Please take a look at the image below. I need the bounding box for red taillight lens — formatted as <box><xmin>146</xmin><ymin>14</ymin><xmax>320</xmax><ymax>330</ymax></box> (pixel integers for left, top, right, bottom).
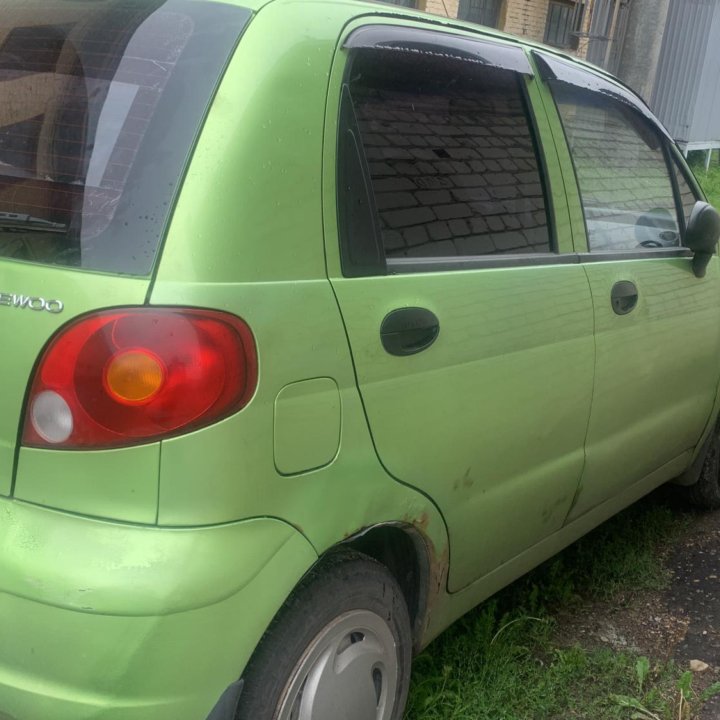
<box><xmin>23</xmin><ymin>308</ymin><xmax>258</xmax><ymax>449</ymax></box>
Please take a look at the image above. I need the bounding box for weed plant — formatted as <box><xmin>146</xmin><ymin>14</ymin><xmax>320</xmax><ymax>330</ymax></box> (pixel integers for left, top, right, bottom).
<box><xmin>406</xmin><ymin>497</ymin><xmax>694</xmax><ymax>719</ymax></box>
<box><xmin>690</xmin><ymin>150</ymin><xmax>720</xmax><ymax>208</ymax></box>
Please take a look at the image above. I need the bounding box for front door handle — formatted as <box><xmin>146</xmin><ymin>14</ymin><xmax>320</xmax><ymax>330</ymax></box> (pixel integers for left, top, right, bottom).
<box><xmin>380</xmin><ymin>307</ymin><xmax>440</xmax><ymax>356</ymax></box>
<box><xmin>611</xmin><ymin>281</ymin><xmax>638</xmax><ymax>315</ymax></box>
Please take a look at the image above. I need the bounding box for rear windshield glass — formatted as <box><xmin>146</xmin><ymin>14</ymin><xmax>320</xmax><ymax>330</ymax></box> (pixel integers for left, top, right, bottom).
<box><xmin>0</xmin><ymin>0</ymin><xmax>250</xmax><ymax>276</ymax></box>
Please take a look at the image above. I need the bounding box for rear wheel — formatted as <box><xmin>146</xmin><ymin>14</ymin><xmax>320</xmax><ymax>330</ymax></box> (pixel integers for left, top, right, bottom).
<box><xmin>236</xmin><ymin>551</ymin><xmax>412</xmax><ymax>720</ymax></box>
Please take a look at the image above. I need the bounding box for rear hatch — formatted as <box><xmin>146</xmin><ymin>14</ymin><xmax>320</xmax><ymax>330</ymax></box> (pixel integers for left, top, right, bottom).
<box><xmin>0</xmin><ymin>0</ymin><xmax>251</xmax><ymax>496</ymax></box>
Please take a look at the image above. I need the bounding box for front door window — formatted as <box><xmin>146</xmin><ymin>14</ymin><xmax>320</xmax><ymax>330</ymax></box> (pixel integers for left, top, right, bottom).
<box><xmin>552</xmin><ymin>84</ymin><xmax>680</xmax><ymax>252</ymax></box>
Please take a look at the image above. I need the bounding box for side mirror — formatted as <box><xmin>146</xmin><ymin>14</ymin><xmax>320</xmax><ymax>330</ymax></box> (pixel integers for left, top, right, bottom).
<box><xmin>685</xmin><ymin>201</ymin><xmax>720</xmax><ymax>278</ymax></box>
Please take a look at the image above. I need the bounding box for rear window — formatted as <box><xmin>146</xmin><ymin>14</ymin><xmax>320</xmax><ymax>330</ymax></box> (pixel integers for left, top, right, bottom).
<box><xmin>0</xmin><ymin>0</ymin><xmax>250</xmax><ymax>276</ymax></box>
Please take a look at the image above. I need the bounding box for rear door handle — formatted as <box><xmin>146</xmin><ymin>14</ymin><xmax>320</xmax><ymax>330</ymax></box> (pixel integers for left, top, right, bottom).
<box><xmin>380</xmin><ymin>307</ymin><xmax>440</xmax><ymax>356</ymax></box>
<box><xmin>611</xmin><ymin>281</ymin><xmax>638</xmax><ymax>315</ymax></box>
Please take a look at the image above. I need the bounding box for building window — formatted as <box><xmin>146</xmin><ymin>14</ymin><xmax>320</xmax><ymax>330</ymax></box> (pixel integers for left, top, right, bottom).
<box><xmin>544</xmin><ymin>1</ymin><xmax>583</xmax><ymax>49</ymax></box>
<box><xmin>458</xmin><ymin>0</ymin><xmax>503</xmax><ymax>28</ymax></box>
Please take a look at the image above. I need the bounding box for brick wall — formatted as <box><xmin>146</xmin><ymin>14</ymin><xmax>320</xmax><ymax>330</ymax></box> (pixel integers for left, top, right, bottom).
<box><xmin>419</xmin><ymin>0</ymin><xmax>590</xmax><ymax>59</ymax></box>
<box><xmin>420</xmin><ymin>0</ymin><xmax>459</xmax><ymax>18</ymax></box>
<box><xmin>502</xmin><ymin>0</ymin><xmax>551</xmax><ymax>42</ymax></box>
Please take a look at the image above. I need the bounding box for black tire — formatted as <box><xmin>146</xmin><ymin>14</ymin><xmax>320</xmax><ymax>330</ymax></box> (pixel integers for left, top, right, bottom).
<box><xmin>236</xmin><ymin>550</ymin><xmax>412</xmax><ymax>720</ymax></box>
<box><xmin>686</xmin><ymin>428</ymin><xmax>720</xmax><ymax>509</ymax></box>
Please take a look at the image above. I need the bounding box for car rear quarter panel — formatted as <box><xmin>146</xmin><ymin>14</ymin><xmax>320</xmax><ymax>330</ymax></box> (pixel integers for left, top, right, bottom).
<box><xmin>150</xmin><ymin>1</ymin><xmax>449</xmax><ymax>568</ymax></box>
<box><xmin>0</xmin><ymin>500</ymin><xmax>318</xmax><ymax>720</ymax></box>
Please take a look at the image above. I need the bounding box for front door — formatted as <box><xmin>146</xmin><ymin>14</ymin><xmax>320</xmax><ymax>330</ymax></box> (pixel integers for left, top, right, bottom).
<box><xmin>324</xmin><ymin>24</ymin><xmax>595</xmax><ymax>591</ymax></box>
<box><xmin>538</xmin><ymin>54</ymin><xmax>720</xmax><ymax>519</ymax></box>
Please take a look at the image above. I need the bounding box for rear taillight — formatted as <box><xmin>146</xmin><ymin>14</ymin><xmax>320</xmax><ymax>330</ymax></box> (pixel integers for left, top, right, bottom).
<box><xmin>22</xmin><ymin>308</ymin><xmax>257</xmax><ymax>449</ymax></box>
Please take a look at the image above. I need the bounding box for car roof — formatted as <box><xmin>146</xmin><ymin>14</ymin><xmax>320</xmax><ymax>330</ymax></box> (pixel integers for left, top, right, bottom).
<box><xmin>211</xmin><ymin>0</ymin><xmax>645</xmax><ymax>110</ymax></box>
<box><xmin>268</xmin><ymin>0</ymin><xmax>621</xmax><ymax>76</ymax></box>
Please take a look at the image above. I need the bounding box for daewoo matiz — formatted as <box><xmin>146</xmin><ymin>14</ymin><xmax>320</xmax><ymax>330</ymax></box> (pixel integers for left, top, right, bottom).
<box><xmin>0</xmin><ymin>1</ymin><xmax>719</xmax><ymax>719</ymax></box>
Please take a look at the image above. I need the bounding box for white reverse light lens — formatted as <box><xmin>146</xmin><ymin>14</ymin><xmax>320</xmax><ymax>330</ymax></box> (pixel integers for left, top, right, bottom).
<box><xmin>31</xmin><ymin>391</ymin><xmax>74</xmax><ymax>444</ymax></box>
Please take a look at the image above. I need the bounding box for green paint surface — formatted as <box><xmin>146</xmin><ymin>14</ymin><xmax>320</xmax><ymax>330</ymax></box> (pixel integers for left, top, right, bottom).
<box><xmin>274</xmin><ymin>378</ymin><xmax>341</xmax><ymax>475</ymax></box>
<box><xmin>1</xmin><ymin>2</ymin><xmax>718</xmax><ymax>719</ymax></box>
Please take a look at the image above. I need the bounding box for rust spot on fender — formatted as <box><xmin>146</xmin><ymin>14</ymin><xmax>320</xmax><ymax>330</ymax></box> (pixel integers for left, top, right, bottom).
<box><xmin>420</xmin><ymin>542</ymin><xmax>449</xmax><ymax>647</ymax></box>
<box><xmin>400</xmin><ymin>511</ymin><xmax>430</xmax><ymax>533</ymax></box>
<box><xmin>415</xmin><ymin>512</ymin><xmax>430</xmax><ymax>532</ymax></box>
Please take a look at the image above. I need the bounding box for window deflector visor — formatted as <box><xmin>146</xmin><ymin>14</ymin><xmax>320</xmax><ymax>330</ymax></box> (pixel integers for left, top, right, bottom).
<box><xmin>344</xmin><ymin>25</ymin><xmax>534</xmax><ymax>75</ymax></box>
<box><xmin>532</xmin><ymin>50</ymin><xmax>672</xmax><ymax>142</ymax></box>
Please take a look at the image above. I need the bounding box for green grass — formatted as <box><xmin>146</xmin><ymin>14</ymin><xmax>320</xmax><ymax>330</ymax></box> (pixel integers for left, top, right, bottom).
<box><xmin>689</xmin><ymin>150</ymin><xmax>720</xmax><ymax>208</ymax></box>
<box><xmin>407</xmin><ymin>498</ymin><xmax>695</xmax><ymax>720</ymax></box>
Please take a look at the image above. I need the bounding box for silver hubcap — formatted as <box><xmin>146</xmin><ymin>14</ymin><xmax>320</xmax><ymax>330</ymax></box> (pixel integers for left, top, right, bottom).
<box><xmin>275</xmin><ymin>609</ymin><xmax>399</xmax><ymax>720</ymax></box>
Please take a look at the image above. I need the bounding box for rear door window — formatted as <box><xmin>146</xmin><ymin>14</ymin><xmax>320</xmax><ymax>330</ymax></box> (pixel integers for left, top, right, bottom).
<box><xmin>0</xmin><ymin>0</ymin><xmax>250</xmax><ymax>275</ymax></box>
<box><xmin>337</xmin><ymin>37</ymin><xmax>553</xmax><ymax>275</ymax></box>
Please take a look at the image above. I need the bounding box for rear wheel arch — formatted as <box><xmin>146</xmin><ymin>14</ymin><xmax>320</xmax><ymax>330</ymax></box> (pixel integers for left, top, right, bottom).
<box><xmin>340</xmin><ymin>522</ymin><xmax>436</xmax><ymax>653</ymax></box>
<box><xmin>243</xmin><ymin>521</ymin><xmax>437</xmax><ymax>669</ymax></box>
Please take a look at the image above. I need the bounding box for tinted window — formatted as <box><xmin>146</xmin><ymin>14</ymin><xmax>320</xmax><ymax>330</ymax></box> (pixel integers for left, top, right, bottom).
<box><xmin>553</xmin><ymin>84</ymin><xmax>680</xmax><ymax>252</ymax></box>
<box><xmin>344</xmin><ymin>50</ymin><xmax>551</xmax><ymax>265</ymax></box>
<box><xmin>0</xmin><ymin>1</ymin><xmax>250</xmax><ymax>276</ymax></box>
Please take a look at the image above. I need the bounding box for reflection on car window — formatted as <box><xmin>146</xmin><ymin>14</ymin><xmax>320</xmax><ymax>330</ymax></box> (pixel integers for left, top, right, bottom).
<box><xmin>345</xmin><ymin>49</ymin><xmax>551</xmax><ymax>262</ymax></box>
<box><xmin>0</xmin><ymin>0</ymin><xmax>250</xmax><ymax>275</ymax></box>
<box><xmin>552</xmin><ymin>84</ymin><xmax>680</xmax><ymax>253</ymax></box>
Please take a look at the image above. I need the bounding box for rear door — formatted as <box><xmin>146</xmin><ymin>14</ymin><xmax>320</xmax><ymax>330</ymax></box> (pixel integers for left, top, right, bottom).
<box><xmin>0</xmin><ymin>1</ymin><xmax>250</xmax><ymax>500</ymax></box>
<box><xmin>324</xmin><ymin>23</ymin><xmax>595</xmax><ymax>591</ymax></box>
<box><xmin>535</xmin><ymin>52</ymin><xmax>720</xmax><ymax>519</ymax></box>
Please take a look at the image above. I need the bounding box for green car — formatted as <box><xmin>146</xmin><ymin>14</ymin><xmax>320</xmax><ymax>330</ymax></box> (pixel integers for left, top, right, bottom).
<box><xmin>1</xmin><ymin>1</ymin><xmax>719</xmax><ymax>719</ymax></box>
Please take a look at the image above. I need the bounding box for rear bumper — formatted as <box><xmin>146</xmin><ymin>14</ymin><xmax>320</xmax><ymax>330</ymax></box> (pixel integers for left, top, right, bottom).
<box><xmin>0</xmin><ymin>498</ymin><xmax>317</xmax><ymax>720</ymax></box>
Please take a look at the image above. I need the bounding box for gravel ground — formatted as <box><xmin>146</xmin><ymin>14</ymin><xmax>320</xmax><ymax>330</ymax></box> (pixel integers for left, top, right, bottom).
<box><xmin>664</xmin><ymin>510</ymin><xmax>720</xmax><ymax>718</ymax></box>
<box><xmin>552</xmin><ymin>495</ymin><xmax>720</xmax><ymax>717</ymax></box>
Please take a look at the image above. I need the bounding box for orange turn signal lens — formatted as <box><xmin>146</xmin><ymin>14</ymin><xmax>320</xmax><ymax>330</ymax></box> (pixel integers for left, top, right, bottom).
<box><xmin>104</xmin><ymin>350</ymin><xmax>166</xmax><ymax>405</ymax></box>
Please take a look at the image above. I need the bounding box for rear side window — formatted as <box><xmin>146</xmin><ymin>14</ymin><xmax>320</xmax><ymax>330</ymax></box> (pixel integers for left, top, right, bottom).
<box><xmin>552</xmin><ymin>84</ymin><xmax>681</xmax><ymax>253</ymax></box>
<box><xmin>338</xmin><ymin>47</ymin><xmax>551</xmax><ymax>274</ymax></box>
<box><xmin>0</xmin><ymin>0</ymin><xmax>250</xmax><ymax>276</ymax></box>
